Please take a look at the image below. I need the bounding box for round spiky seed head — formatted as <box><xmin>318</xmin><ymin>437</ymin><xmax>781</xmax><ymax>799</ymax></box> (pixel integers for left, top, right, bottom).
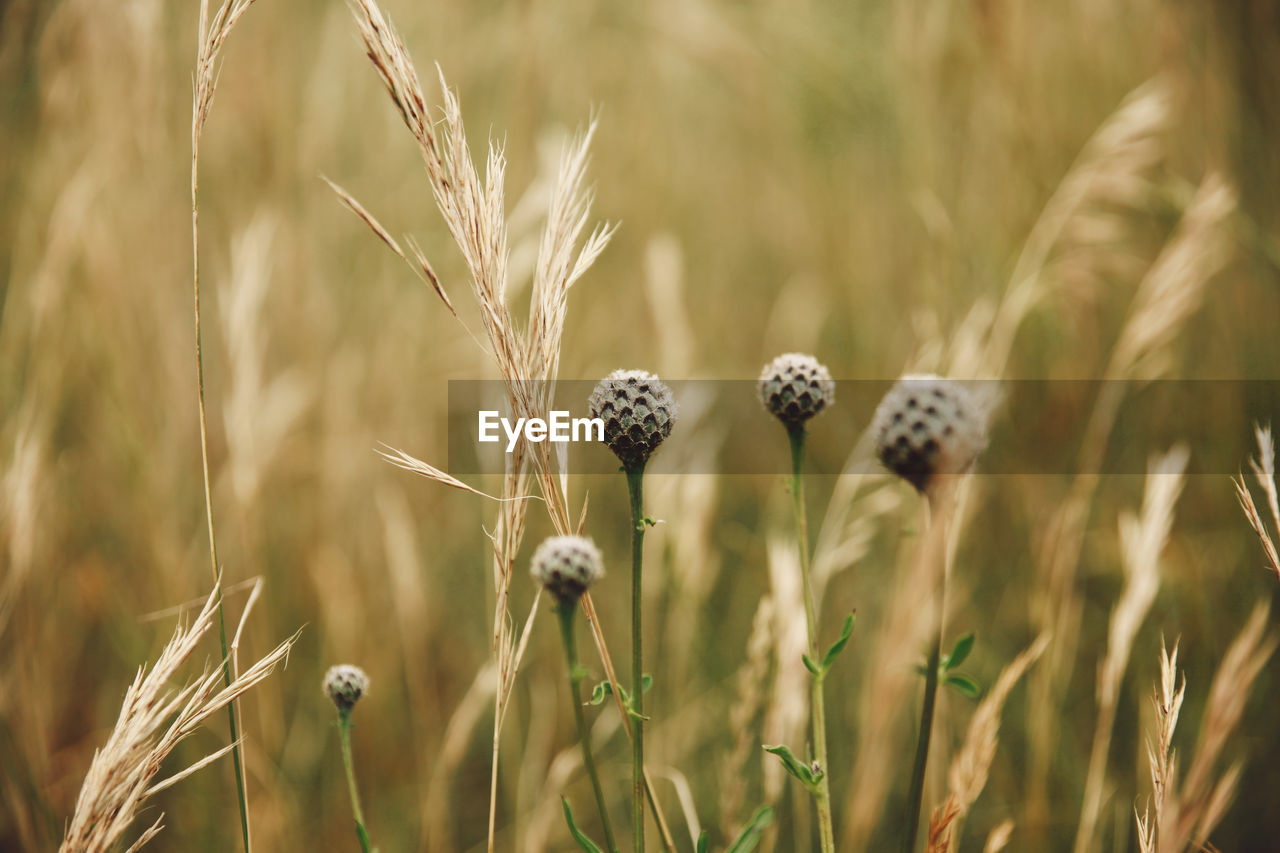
<box><xmin>872</xmin><ymin>375</ymin><xmax>987</xmax><ymax>494</ymax></box>
<box><xmin>531</xmin><ymin>535</ymin><xmax>604</xmax><ymax>603</ymax></box>
<box><xmin>758</xmin><ymin>353</ymin><xmax>835</xmax><ymax>426</ymax></box>
<box><xmin>324</xmin><ymin>665</ymin><xmax>369</xmax><ymax>713</ymax></box>
<box><xmin>588</xmin><ymin>369</ymin><xmax>677</xmax><ymax>469</ymax></box>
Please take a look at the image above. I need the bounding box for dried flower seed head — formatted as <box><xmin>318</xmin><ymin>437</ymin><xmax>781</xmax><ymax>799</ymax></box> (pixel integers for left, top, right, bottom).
<box><xmin>872</xmin><ymin>375</ymin><xmax>987</xmax><ymax>493</ymax></box>
<box><xmin>758</xmin><ymin>353</ymin><xmax>835</xmax><ymax>426</ymax></box>
<box><xmin>324</xmin><ymin>665</ymin><xmax>370</xmax><ymax>713</ymax></box>
<box><xmin>588</xmin><ymin>369</ymin><xmax>676</xmax><ymax>469</ymax></box>
<box><xmin>531</xmin><ymin>535</ymin><xmax>604</xmax><ymax>603</ymax></box>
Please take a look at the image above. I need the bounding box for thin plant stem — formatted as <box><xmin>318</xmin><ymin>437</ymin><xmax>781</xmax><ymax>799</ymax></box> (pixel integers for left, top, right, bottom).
<box><xmin>902</xmin><ymin>492</ymin><xmax>951</xmax><ymax>853</ymax></box>
<box><xmin>558</xmin><ymin>603</ymin><xmax>620</xmax><ymax>853</ymax></box>
<box><xmin>191</xmin><ymin>79</ymin><xmax>252</xmax><ymax>853</ymax></box>
<box><xmin>625</xmin><ymin>463</ymin><xmax>647</xmax><ymax>853</ymax></box>
<box><xmin>787</xmin><ymin>425</ymin><xmax>836</xmax><ymax>853</ymax></box>
<box><xmin>337</xmin><ymin>711</ymin><xmax>373</xmax><ymax>853</ymax></box>
<box><xmin>902</xmin><ymin>628</ymin><xmax>941</xmax><ymax>853</ymax></box>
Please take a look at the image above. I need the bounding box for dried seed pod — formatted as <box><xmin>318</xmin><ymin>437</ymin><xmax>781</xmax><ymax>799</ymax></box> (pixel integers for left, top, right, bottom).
<box><xmin>531</xmin><ymin>535</ymin><xmax>604</xmax><ymax>603</ymax></box>
<box><xmin>323</xmin><ymin>665</ymin><xmax>370</xmax><ymax>713</ymax></box>
<box><xmin>758</xmin><ymin>353</ymin><xmax>835</xmax><ymax>427</ymax></box>
<box><xmin>872</xmin><ymin>375</ymin><xmax>987</xmax><ymax>493</ymax></box>
<box><xmin>588</xmin><ymin>369</ymin><xmax>676</xmax><ymax>469</ymax></box>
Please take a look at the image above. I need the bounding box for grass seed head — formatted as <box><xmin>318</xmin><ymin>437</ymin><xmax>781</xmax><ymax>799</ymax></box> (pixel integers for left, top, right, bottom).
<box><xmin>531</xmin><ymin>535</ymin><xmax>604</xmax><ymax>603</ymax></box>
<box><xmin>758</xmin><ymin>352</ymin><xmax>835</xmax><ymax>426</ymax></box>
<box><xmin>588</xmin><ymin>369</ymin><xmax>676</xmax><ymax>469</ymax></box>
<box><xmin>873</xmin><ymin>375</ymin><xmax>987</xmax><ymax>493</ymax></box>
<box><xmin>324</xmin><ymin>665</ymin><xmax>370</xmax><ymax>713</ymax></box>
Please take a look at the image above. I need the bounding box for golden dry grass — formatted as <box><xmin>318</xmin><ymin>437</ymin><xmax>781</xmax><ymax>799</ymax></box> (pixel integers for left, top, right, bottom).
<box><xmin>3</xmin><ymin>1</ymin><xmax>1280</xmax><ymax>852</ymax></box>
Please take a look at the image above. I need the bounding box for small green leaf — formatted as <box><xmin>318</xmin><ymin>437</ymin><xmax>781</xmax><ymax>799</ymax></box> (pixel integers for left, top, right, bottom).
<box><xmin>561</xmin><ymin>798</ymin><xmax>605</xmax><ymax>853</ymax></box>
<box><xmin>763</xmin><ymin>744</ymin><xmax>821</xmax><ymax>791</ymax></box>
<box><xmin>943</xmin><ymin>673</ymin><xmax>982</xmax><ymax>700</ymax></box>
<box><xmin>641</xmin><ymin>674</ymin><xmax>654</xmax><ymax>694</ymax></box>
<box><xmin>943</xmin><ymin>633</ymin><xmax>975</xmax><ymax>671</ymax></box>
<box><xmin>802</xmin><ymin>654</ymin><xmax>821</xmax><ymax>676</ymax></box>
<box><xmin>588</xmin><ymin>680</ymin><xmax>612</xmax><ymax>705</ymax></box>
<box><xmin>643</xmin><ymin>516</ymin><xmax>658</xmax><ymax>528</ymax></box>
<box><xmin>725</xmin><ymin>806</ymin><xmax>774</xmax><ymax>853</ymax></box>
<box><xmin>696</xmin><ymin>831</ymin><xmax>709</xmax><ymax>853</ymax></box>
<box><xmin>821</xmin><ymin>612</ymin><xmax>856</xmax><ymax>671</ymax></box>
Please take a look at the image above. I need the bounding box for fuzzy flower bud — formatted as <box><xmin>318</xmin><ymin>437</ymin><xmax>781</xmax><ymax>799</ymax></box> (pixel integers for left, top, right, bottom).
<box><xmin>588</xmin><ymin>369</ymin><xmax>676</xmax><ymax>469</ymax></box>
<box><xmin>872</xmin><ymin>375</ymin><xmax>987</xmax><ymax>493</ymax></box>
<box><xmin>324</xmin><ymin>665</ymin><xmax>369</xmax><ymax>713</ymax></box>
<box><xmin>758</xmin><ymin>353</ymin><xmax>835</xmax><ymax>426</ymax></box>
<box><xmin>531</xmin><ymin>535</ymin><xmax>604</xmax><ymax>603</ymax></box>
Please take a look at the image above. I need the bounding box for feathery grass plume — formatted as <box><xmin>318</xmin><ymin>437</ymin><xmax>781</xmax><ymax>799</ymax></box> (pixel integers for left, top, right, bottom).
<box><xmin>340</xmin><ymin>2</ymin><xmax>686</xmax><ymax>848</ymax></box>
<box><xmin>219</xmin><ymin>212</ymin><xmax>311</xmax><ymax>508</ymax></box>
<box><xmin>588</xmin><ymin>368</ymin><xmax>676</xmax><ymax>852</ymax></box>
<box><xmin>983</xmin><ymin>821</ymin><xmax>1015</xmax><ymax>853</ymax></box>
<box><xmin>325</xmin><ymin>665</ymin><xmax>374</xmax><ymax>853</ymax></box>
<box><xmin>1137</xmin><ymin>640</ymin><xmax>1185</xmax><ymax>853</ymax></box>
<box><xmin>761</xmin><ymin>535</ymin><xmax>811</xmax><ymax>809</ymax></box>
<box><xmin>59</xmin><ymin>583</ymin><xmax>295</xmax><ymax>853</ymax></box>
<box><xmin>1074</xmin><ymin>446</ymin><xmax>1188</xmax><ymax>853</ymax></box>
<box><xmin>930</xmin><ymin>632</ymin><xmax>1049</xmax><ymax>851</ymax></box>
<box><xmin>1233</xmin><ymin>424</ymin><xmax>1280</xmax><ymax>581</ymax></box>
<box><xmin>190</xmin><ymin>1</ymin><xmax>269</xmax><ymax>846</ymax></box>
<box><xmin>980</xmin><ymin>77</ymin><xmax>1172</xmax><ymax>379</ymax></box>
<box><xmin>1025</xmin><ymin>171</ymin><xmax>1236</xmax><ymax>839</ymax></box>
<box><xmin>532</xmin><ymin>536</ymin><xmax>617</xmax><ymax>852</ymax></box>
<box><xmin>868</xmin><ymin>375</ymin><xmax>990</xmax><ymax>853</ymax></box>
<box><xmin>719</xmin><ymin>596</ymin><xmax>774</xmax><ymax>840</ymax></box>
<box><xmin>757</xmin><ymin>352</ymin><xmax>840</xmax><ymax>853</ymax></box>
<box><xmin>1138</xmin><ymin>606</ymin><xmax>1275</xmax><ymax>853</ymax></box>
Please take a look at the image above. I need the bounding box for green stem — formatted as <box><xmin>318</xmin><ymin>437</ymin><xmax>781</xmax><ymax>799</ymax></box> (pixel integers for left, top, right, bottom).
<box><xmin>625</xmin><ymin>463</ymin><xmax>647</xmax><ymax>853</ymax></box>
<box><xmin>558</xmin><ymin>603</ymin><xmax>620</xmax><ymax>853</ymax></box>
<box><xmin>193</xmin><ymin>142</ymin><xmax>252</xmax><ymax>853</ymax></box>
<box><xmin>902</xmin><ymin>625</ymin><xmax>941</xmax><ymax>853</ymax></box>
<box><xmin>337</xmin><ymin>711</ymin><xmax>373</xmax><ymax>853</ymax></box>
<box><xmin>787</xmin><ymin>425</ymin><xmax>835</xmax><ymax>853</ymax></box>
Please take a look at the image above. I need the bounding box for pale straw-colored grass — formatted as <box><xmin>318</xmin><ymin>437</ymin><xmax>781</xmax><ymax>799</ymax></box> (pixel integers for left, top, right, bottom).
<box><xmin>340</xmin><ymin>2</ymin><xmax>683</xmax><ymax>848</ymax></box>
<box><xmin>719</xmin><ymin>595</ymin><xmax>775</xmax><ymax>839</ymax></box>
<box><xmin>59</xmin><ymin>583</ymin><xmax>295</xmax><ymax>853</ymax></box>
<box><xmin>1137</xmin><ymin>605</ymin><xmax>1275</xmax><ymax>853</ymax></box>
<box><xmin>1074</xmin><ymin>445</ymin><xmax>1188</xmax><ymax>853</ymax></box>
<box><xmin>1026</xmin><ymin>170</ymin><xmax>1237</xmax><ymax>837</ymax></box>
<box><xmin>1233</xmin><ymin>424</ymin><xmax>1280</xmax><ymax>581</ymax></box>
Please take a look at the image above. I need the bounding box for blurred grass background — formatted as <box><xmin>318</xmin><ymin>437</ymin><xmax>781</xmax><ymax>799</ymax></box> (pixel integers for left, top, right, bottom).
<box><xmin>2</xmin><ymin>0</ymin><xmax>1279</xmax><ymax>850</ymax></box>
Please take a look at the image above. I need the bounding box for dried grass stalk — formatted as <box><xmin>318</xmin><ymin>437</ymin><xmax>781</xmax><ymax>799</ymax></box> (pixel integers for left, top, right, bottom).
<box><xmin>59</xmin><ymin>583</ymin><xmax>295</xmax><ymax>853</ymax></box>
<box><xmin>925</xmin><ymin>633</ymin><xmax>1049</xmax><ymax>853</ymax></box>
<box><xmin>1074</xmin><ymin>446</ymin><xmax>1188</xmax><ymax>853</ymax></box>
<box><xmin>341</xmin><ymin>2</ymin><xmax>677</xmax><ymax>848</ymax></box>
<box><xmin>1234</xmin><ymin>424</ymin><xmax>1280</xmax><ymax>581</ymax></box>
<box><xmin>1138</xmin><ymin>605</ymin><xmax>1274</xmax><ymax>853</ymax></box>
